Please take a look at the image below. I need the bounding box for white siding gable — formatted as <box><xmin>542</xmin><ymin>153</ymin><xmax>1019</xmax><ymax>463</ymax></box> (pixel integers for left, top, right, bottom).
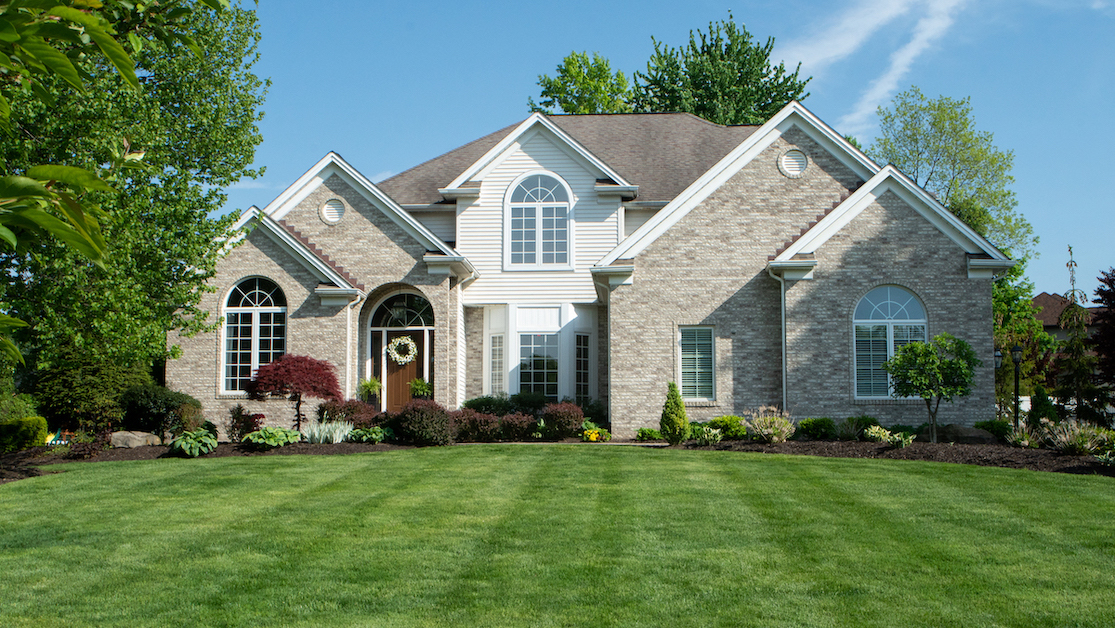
<box><xmin>457</xmin><ymin>130</ymin><xmax>621</xmax><ymax>305</ymax></box>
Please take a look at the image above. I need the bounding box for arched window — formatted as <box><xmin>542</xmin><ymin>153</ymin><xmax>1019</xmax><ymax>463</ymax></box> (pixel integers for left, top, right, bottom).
<box><xmin>224</xmin><ymin>278</ymin><xmax>287</xmax><ymax>392</ymax></box>
<box><xmin>854</xmin><ymin>286</ymin><xmax>927</xmax><ymax>398</ymax></box>
<box><xmin>371</xmin><ymin>293</ymin><xmax>434</xmax><ymax>327</ymax></box>
<box><xmin>506</xmin><ymin>173</ymin><xmax>571</xmax><ymax>268</ymax></box>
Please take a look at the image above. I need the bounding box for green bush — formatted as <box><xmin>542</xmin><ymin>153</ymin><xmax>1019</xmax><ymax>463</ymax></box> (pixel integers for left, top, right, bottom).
<box><xmin>797</xmin><ymin>417</ymin><xmax>837</xmax><ymax>440</ymax></box>
<box><xmin>541</xmin><ymin>402</ymin><xmax>584</xmax><ymax>440</ymax></box>
<box><xmin>838</xmin><ymin>415</ymin><xmax>880</xmax><ymax>441</ymax></box>
<box><xmin>567</xmin><ymin>396</ymin><xmax>608</xmax><ymax>428</ymax></box>
<box><xmin>462</xmin><ymin>394</ymin><xmax>515</xmax><ymax>417</ymax></box>
<box><xmin>242</xmin><ymin>427</ymin><xmax>302</xmax><ymax>450</ymax></box>
<box><xmin>1028</xmin><ymin>384</ymin><xmax>1058</xmax><ymax>426</ymax></box>
<box><xmin>974</xmin><ymin>419</ymin><xmax>1012</xmax><ymax>441</ymax></box>
<box><xmin>0</xmin><ymin>415</ymin><xmax>49</xmax><ymax>452</ymax></box>
<box><xmin>34</xmin><ymin>345</ymin><xmax>152</xmax><ymax>431</ymax></box>
<box><xmin>708</xmin><ymin>415</ymin><xmax>748</xmax><ymax>440</ymax></box>
<box><xmin>349</xmin><ymin>426</ymin><xmax>392</xmax><ymax>444</ymax></box>
<box><xmin>168</xmin><ymin>428</ymin><xmax>218</xmax><ymax>458</ymax></box>
<box><xmin>0</xmin><ymin>392</ymin><xmax>38</xmax><ymax>424</ymax></box>
<box><xmin>119</xmin><ymin>383</ymin><xmax>203</xmax><ymax>440</ymax></box>
<box><xmin>660</xmin><ymin>382</ymin><xmax>689</xmax><ymax>445</ymax></box>
<box><xmin>397</xmin><ymin>399</ymin><xmax>452</xmax><ymax>446</ymax></box>
<box><xmin>510</xmin><ymin>391</ymin><xmax>550</xmax><ymax>416</ymax></box>
<box><xmin>636</xmin><ymin>427</ymin><xmax>663</xmax><ymax>441</ymax></box>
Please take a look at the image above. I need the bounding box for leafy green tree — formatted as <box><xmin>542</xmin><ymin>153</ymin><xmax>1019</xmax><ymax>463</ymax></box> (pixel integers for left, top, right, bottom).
<box><xmin>528</xmin><ymin>51</ymin><xmax>632</xmax><ymax>114</ymax></box>
<box><xmin>1</xmin><ymin>3</ymin><xmax>265</xmax><ymax>368</ymax></box>
<box><xmin>1093</xmin><ymin>267</ymin><xmax>1115</xmax><ymax>389</ymax></box>
<box><xmin>659</xmin><ymin>382</ymin><xmax>689</xmax><ymax>445</ymax></box>
<box><xmin>883</xmin><ymin>332</ymin><xmax>981</xmax><ymax>443</ymax></box>
<box><xmin>632</xmin><ymin>15</ymin><xmax>809</xmax><ymax>125</ymax></box>
<box><xmin>992</xmin><ymin>261</ymin><xmax>1056</xmax><ymax>418</ymax></box>
<box><xmin>869</xmin><ymin>86</ymin><xmax>1036</xmax><ymax>260</ymax></box>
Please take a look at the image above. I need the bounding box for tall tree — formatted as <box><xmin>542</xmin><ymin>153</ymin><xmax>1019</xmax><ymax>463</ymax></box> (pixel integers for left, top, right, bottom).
<box><xmin>869</xmin><ymin>86</ymin><xmax>1036</xmax><ymax>260</ymax></box>
<box><xmin>528</xmin><ymin>51</ymin><xmax>632</xmax><ymax>115</ymax></box>
<box><xmin>632</xmin><ymin>16</ymin><xmax>809</xmax><ymax>125</ymax></box>
<box><xmin>1</xmin><ymin>3</ymin><xmax>265</xmax><ymax>370</ymax></box>
<box><xmin>1094</xmin><ymin>267</ymin><xmax>1115</xmax><ymax>388</ymax></box>
<box><xmin>1051</xmin><ymin>247</ymin><xmax>1109</xmax><ymax>425</ymax></box>
<box><xmin>992</xmin><ymin>261</ymin><xmax>1056</xmax><ymax>418</ymax></box>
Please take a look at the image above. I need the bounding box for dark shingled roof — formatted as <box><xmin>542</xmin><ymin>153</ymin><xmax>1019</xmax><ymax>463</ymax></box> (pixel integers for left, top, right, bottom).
<box><xmin>1032</xmin><ymin>291</ymin><xmax>1105</xmax><ymax>327</ymax></box>
<box><xmin>376</xmin><ymin>113</ymin><xmax>758</xmax><ymax>206</ymax></box>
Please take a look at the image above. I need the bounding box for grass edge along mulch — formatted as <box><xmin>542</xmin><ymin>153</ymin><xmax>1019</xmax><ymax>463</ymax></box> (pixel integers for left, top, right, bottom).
<box><xmin>1</xmin><ymin>445</ymin><xmax>1113</xmax><ymax>628</ymax></box>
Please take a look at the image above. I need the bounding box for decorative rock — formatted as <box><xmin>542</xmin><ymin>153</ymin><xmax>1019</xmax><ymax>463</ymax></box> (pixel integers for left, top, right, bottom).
<box><xmin>110</xmin><ymin>431</ymin><xmax>161</xmax><ymax>448</ymax></box>
<box><xmin>918</xmin><ymin>424</ymin><xmax>997</xmax><ymax>444</ymax></box>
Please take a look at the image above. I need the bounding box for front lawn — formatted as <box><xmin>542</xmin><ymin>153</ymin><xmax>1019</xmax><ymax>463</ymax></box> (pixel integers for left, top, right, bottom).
<box><xmin>1</xmin><ymin>446</ymin><xmax>1112</xmax><ymax>627</ymax></box>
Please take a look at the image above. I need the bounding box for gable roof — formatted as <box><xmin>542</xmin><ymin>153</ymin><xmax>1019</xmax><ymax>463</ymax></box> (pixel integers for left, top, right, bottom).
<box><xmin>598</xmin><ymin>101</ymin><xmax>880</xmax><ymax>267</ymax></box>
<box><xmin>1033</xmin><ymin>292</ymin><xmax>1106</xmax><ymax>327</ymax></box>
<box><xmin>377</xmin><ymin>112</ymin><xmax>758</xmax><ymax>205</ymax></box>
<box><xmin>236</xmin><ymin>208</ymin><xmax>364</xmax><ymax>294</ymax></box>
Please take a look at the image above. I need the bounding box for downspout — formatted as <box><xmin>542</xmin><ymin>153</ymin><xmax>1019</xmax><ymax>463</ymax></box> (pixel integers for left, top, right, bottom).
<box><xmin>767</xmin><ymin>266</ymin><xmax>788</xmax><ymax>413</ymax></box>
<box><xmin>345</xmin><ymin>298</ymin><xmax>354</xmax><ymax>400</ymax></box>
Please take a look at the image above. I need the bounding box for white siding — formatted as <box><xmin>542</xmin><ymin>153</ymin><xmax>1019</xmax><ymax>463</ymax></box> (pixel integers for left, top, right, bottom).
<box><xmin>412</xmin><ymin>210</ymin><xmax>456</xmax><ymax>243</ymax></box>
<box><xmin>624</xmin><ymin>207</ymin><xmax>659</xmax><ymax>238</ymax></box>
<box><xmin>457</xmin><ymin>131</ymin><xmax>621</xmax><ymax>305</ymax></box>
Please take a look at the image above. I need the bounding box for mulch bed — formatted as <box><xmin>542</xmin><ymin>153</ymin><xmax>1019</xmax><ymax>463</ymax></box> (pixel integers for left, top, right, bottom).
<box><xmin>2</xmin><ymin>439</ymin><xmax>1112</xmax><ymax>485</ymax></box>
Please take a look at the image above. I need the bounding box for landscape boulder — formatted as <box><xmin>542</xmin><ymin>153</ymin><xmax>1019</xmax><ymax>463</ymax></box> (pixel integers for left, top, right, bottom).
<box><xmin>110</xmin><ymin>431</ymin><xmax>161</xmax><ymax>448</ymax></box>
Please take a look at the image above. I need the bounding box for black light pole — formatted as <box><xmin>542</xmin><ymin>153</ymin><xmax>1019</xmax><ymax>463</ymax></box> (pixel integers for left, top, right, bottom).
<box><xmin>1011</xmin><ymin>345</ymin><xmax>1023</xmax><ymax>430</ymax></box>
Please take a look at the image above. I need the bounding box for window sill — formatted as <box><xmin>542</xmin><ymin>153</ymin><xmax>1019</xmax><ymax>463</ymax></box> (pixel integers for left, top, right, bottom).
<box><xmin>501</xmin><ymin>264</ymin><xmax>575</xmax><ymax>273</ymax></box>
<box><xmin>684</xmin><ymin>400</ymin><xmax>719</xmax><ymax>407</ymax></box>
<box><xmin>853</xmin><ymin>397</ymin><xmax>922</xmax><ymax>404</ymax></box>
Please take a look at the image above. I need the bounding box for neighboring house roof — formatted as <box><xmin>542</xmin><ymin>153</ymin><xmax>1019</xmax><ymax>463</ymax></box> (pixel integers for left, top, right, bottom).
<box><xmin>377</xmin><ymin>112</ymin><xmax>757</xmax><ymax>205</ymax></box>
<box><xmin>1033</xmin><ymin>292</ymin><xmax>1106</xmax><ymax>327</ymax></box>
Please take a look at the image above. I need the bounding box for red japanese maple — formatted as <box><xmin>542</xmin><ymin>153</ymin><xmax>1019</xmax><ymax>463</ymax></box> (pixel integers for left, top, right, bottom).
<box><xmin>246</xmin><ymin>355</ymin><xmax>342</xmax><ymax>430</ymax></box>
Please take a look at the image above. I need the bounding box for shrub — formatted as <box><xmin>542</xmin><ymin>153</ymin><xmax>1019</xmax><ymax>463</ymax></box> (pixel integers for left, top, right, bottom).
<box><xmin>242</xmin><ymin>426</ymin><xmax>302</xmax><ymax>450</ymax></box>
<box><xmin>708</xmin><ymin>415</ymin><xmax>749</xmax><ymax>440</ymax></box>
<box><xmin>119</xmin><ymin>383</ymin><xmax>204</xmax><ymax>440</ymax></box>
<box><xmin>567</xmin><ymin>396</ymin><xmax>608</xmax><ymax>428</ymax></box>
<box><xmin>749</xmin><ymin>408</ymin><xmax>795</xmax><ymax>444</ymax></box>
<box><xmin>974</xmin><ymin>419</ymin><xmax>1012</xmax><ymax>441</ymax></box>
<box><xmin>34</xmin><ymin>345</ymin><xmax>152</xmax><ymax>432</ymax></box>
<box><xmin>838</xmin><ymin>415</ymin><xmax>880</xmax><ymax>441</ymax></box>
<box><xmin>1028</xmin><ymin>384</ymin><xmax>1058</xmax><ymax>427</ymax></box>
<box><xmin>660</xmin><ymin>382</ymin><xmax>689</xmax><ymax>445</ymax></box>
<box><xmin>541</xmin><ymin>402</ymin><xmax>583</xmax><ymax>440</ymax></box>
<box><xmin>462</xmin><ymin>394</ymin><xmax>515</xmax><ymax>417</ymax></box>
<box><xmin>396</xmin><ymin>399</ymin><xmax>452</xmax><ymax>446</ymax></box>
<box><xmin>316</xmin><ymin>399</ymin><xmax>383</xmax><ymax>428</ymax></box>
<box><xmin>510</xmin><ymin>391</ymin><xmax>550</xmax><ymax>416</ymax></box>
<box><xmin>0</xmin><ymin>391</ymin><xmax>37</xmax><ymax>424</ymax></box>
<box><xmin>349</xmin><ymin>426</ymin><xmax>392</xmax><ymax>444</ymax></box>
<box><xmin>302</xmin><ymin>420</ymin><xmax>353</xmax><ymax>444</ymax></box>
<box><xmin>499</xmin><ymin>412</ymin><xmax>538</xmax><ymax>442</ymax></box>
<box><xmin>636</xmin><ymin>427</ymin><xmax>663</xmax><ymax>441</ymax></box>
<box><xmin>797</xmin><ymin>417</ymin><xmax>838</xmax><ymax>440</ymax></box>
<box><xmin>1039</xmin><ymin>419</ymin><xmax>1106</xmax><ymax>455</ymax></box>
<box><xmin>862</xmin><ymin>425</ymin><xmax>914</xmax><ymax>448</ymax></box>
<box><xmin>227</xmin><ymin>405</ymin><xmax>263</xmax><ymax>443</ymax></box>
<box><xmin>691</xmin><ymin>424</ymin><xmax>723</xmax><ymax>446</ymax></box>
<box><xmin>169</xmin><ymin>429</ymin><xmax>218</xmax><ymax>458</ymax></box>
<box><xmin>450</xmin><ymin>408</ymin><xmax>501</xmax><ymax>442</ymax></box>
<box><xmin>0</xmin><ymin>416</ymin><xmax>49</xmax><ymax>452</ymax></box>
<box><xmin>246</xmin><ymin>355</ymin><xmax>342</xmax><ymax>430</ymax></box>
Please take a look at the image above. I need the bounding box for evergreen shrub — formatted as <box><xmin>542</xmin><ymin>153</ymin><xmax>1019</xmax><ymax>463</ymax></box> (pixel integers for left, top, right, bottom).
<box><xmin>462</xmin><ymin>394</ymin><xmax>514</xmax><ymax>417</ymax></box>
<box><xmin>0</xmin><ymin>415</ymin><xmax>49</xmax><ymax>452</ymax></box>
<box><xmin>797</xmin><ymin>417</ymin><xmax>837</xmax><ymax>440</ymax></box>
<box><xmin>660</xmin><ymin>382</ymin><xmax>689</xmax><ymax>445</ymax></box>
<box><xmin>708</xmin><ymin>415</ymin><xmax>748</xmax><ymax>439</ymax></box>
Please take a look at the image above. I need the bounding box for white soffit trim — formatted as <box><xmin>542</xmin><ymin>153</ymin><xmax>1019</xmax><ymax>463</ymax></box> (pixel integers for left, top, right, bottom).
<box><xmin>445</xmin><ymin>113</ymin><xmax>633</xmax><ymax>190</ymax></box>
<box><xmin>251</xmin><ymin>212</ymin><xmax>361</xmax><ymax>292</ymax></box>
<box><xmin>774</xmin><ymin>165</ymin><xmax>1013</xmax><ymax>262</ymax></box>
<box><xmin>248</xmin><ymin>152</ymin><xmax>461</xmax><ymax>259</ymax></box>
<box><xmin>598</xmin><ymin>101</ymin><xmax>878</xmax><ymax>266</ymax></box>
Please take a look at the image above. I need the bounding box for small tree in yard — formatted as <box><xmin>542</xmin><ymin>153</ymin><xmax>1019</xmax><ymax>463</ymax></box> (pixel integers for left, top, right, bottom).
<box><xmin>246</xmin><ymin>355</ymin><xmax>342</xmax><ymax>430</ymax></box>
<box><xmin>660</xmin><ymin>382</ymin><xmax>690</xmax><ymax>445</ymax></box>
<box><xmin>884</xmin><ymin>333</ymin><xmax>981</xmax><ymax>443</ymax></box>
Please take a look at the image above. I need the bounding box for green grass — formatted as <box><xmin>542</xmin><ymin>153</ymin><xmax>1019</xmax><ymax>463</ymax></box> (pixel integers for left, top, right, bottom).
<box><xmin>1</xmin><ymin>446</ymin><xmax>1113</xmax><ymax>627</ymax></box>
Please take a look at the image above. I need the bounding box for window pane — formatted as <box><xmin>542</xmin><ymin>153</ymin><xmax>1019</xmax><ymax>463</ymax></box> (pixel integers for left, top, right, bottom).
<box><xmin>855</xmin><ymin>325</ymin><xmax>889</xmax><ymax>397</ymax></box>
<box><xmin>490</xmin><ymin>335</ymin><xmax>504</xmax><ymax>395</ymax></box>
<box><xmin>680</xmin><ymin>328</ymin><xmax>714</xmax><ymax>398</ymax></box>
<box><xmin>520</xmin><ymin>333</ymin><xmax>559</xmax><ymax>402</ymax></box>
<box><xmin>576</xmin><ymin>334</ymin><xmax>590</xmax><ymax>404</ymax></box>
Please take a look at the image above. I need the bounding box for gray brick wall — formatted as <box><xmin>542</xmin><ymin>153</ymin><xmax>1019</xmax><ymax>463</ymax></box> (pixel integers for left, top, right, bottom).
<box><xmin>464</xmin><ymin>306</ymin><xmax>484</xmax><ymax>400</ymax></box>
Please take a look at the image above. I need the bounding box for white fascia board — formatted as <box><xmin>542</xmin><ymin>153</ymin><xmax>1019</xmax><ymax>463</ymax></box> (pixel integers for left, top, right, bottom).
<box><xmin>423</xmin><ymin>254</ymin><xmax>478</xmax><ymax>280</ymax></box>
<box><xmin>774</xmin><ymin>165</ymin><xmax>1013</xmax><ymax>262</ymax></box>
<box><xmin>598</xmin><ymin>101</ymin><xmax>878</xmax><ymax>266</ymax></box>
<box><xmin>590</xmin><ymin>264</ymin><xmax>634</xmax><ymax>287</ymax></box>
<box><xmin>767</xmin><ymin>258</ymin><xmax>818</xmax><ymax>280</ymax></box>
<box><xmin>260</xmin><ymin>152</ymin><xmax>462</xmax><ymax>260</ymax></box>
<box><xmin>446</xmin><ymin>113</ymin><xmax>633</xmax><ymax>190</ymax></box>
<box><xmin>252</xmin><ymin>213</ymin><xmax>360</xmax><ymax>292</ymax></box>
<box><xmin>968</xmin><ymin>257</ymin><xmax>1016</xmax><ymax>279</ymax></box>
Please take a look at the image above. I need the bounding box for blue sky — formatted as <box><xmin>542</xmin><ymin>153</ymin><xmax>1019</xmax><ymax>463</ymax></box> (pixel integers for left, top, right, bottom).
<box><xmin>223</xmin><ymin>0</ymin><xmax>1114</xmax><ymax>299</ymax></box>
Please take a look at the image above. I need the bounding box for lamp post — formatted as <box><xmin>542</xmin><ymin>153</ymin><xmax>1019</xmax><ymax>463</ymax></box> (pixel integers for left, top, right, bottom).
<box><xmin>1011</xmin><ymin>345</ymin><xmax>1023</xmax><ymax>431</ymax></box>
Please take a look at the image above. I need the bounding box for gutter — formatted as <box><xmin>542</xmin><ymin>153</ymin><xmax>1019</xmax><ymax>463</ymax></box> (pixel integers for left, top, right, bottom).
<box><xmin>767</xmin><ymin>266</ymin><xmax>788</xmax><ymax>413</ymax></box>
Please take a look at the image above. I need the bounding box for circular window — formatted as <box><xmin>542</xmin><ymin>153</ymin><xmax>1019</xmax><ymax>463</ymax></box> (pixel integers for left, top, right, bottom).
<box><xmin>320</xmin><ymin>199</ymin><xmax>345</xmax><ymax>224</ymax></box>
<box><xmin>778</xmin><ymin>149</ymin><xmax>808</xmax><ymax>178</ymax></box>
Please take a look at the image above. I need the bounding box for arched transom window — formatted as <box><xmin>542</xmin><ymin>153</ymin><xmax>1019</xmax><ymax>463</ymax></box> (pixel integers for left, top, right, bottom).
<box><xmin>507</xmin><ymin>173</ymin><xmax>571</xmax><ymax>267</ymax></box>
<box><xmin>371</xmin><ymin>293</ymin><xmax>434</xmax><ymax>327</ymax></box>
<box><xmin>224</xmin><ymin>278</ymin><xmax>287</xmax><ymax>392</ymax></box>
<box><xmin>854</xmin><ymin>285</ymin><xmax>927</xmax><ymax>398</ymax></box>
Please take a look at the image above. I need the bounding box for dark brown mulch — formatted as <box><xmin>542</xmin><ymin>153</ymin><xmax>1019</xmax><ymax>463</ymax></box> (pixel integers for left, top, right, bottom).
<box><xmin>2</xmin><ymin>439</ymin><xmax>1112</xmax><ymax>486</ymax></box>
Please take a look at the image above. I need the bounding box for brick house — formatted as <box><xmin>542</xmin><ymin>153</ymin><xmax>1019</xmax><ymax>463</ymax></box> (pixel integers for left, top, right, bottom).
<box><xmin>167</xmin><ymin>101</ymin><xmax>1013</xmax><ymax>438</ymax></box>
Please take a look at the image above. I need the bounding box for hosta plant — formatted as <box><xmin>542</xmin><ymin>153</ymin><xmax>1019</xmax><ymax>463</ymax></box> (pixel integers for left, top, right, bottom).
<box><xmin>169</xmin><ymin>429</ymin><xmax>218</xmax><ymax>458</ymax></box>
<box><xmin>864</xmin><ymin>425</ymin><xmax>915</xmax><ymax>448</ymax></box>
<box><xmin>691</xmin><ymin>424</ymin><xmax>723</xmax><ymax>446</ymax></box>
<box><xmin>302</xmin><ymin>420</ymin><xmax>354</xmax><ymax>444</ymax></box>
<box><xmin>242</xmin><ymin>427</ymin><xmax>302</xmax><ymax>450</ymax></box>
<box><xmin>349</xmin><ymin>426</ymin><xmax>393</xmax><ymax>444</ymax></box>
<box><xmin>636</xmin><ymin>427</ymin><xmax>663</xmax><ymax>441</ymax></box>
<box><xmin>864</xmin><ymin>425</ymin><xmax>890</xmax><ymax>443</ymax></box>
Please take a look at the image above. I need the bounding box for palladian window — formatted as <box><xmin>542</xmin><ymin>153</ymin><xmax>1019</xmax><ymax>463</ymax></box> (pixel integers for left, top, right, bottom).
<box><xmin>224</xmin><ymin>278</ymin><xmax>287</xmax><ymax>392</ymax></box>
<box><xmin>507</xmin><ymin>173</ymin><xmax>571</xmax><ymax>268</ymax></box>
<box><xmin>854</xmin><ymin>286</ymin><xmax>927</xmax><ymax>398</ymax></box>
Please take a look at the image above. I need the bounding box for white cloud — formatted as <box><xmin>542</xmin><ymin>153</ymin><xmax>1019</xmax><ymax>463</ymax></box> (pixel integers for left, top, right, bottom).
<box><xmin>837</xmin><ymin>0</ymin><xmax>969</xmax><ymax>136</ymax></box>
<box><xmin>778</xmin><ymin>0</ymin><xmax>918</xmax><ymax>74</ymax></box>
<box><xmin>371</xmin><ymin>170</ymin><xmax>396</xmax><ymax>183</ymax></box>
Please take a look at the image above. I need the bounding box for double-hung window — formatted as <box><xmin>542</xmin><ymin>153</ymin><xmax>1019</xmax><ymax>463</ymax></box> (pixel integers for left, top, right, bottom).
<box><xmin>519</xmin><ymin>333</ymin><xmax>559</xmax><ymax>401</ymax></box>
<box><xmin>679</xmin><ymin>327</ymin><xmax>714</xmax><ymax>400</ymax></box>
<box><xmin>507</xmin><ymin>173</ymin><xmax>571</xmax><ymax>269</ymax></box>
<box><xmin>224</xmin><ymin>278</ymin><xmax>286</xmax><ymax>392</ymax></box>
<box><xmin>854</xmin><ymin>286</ymin><xmax>927</xmax><ymax>398</ymax></box>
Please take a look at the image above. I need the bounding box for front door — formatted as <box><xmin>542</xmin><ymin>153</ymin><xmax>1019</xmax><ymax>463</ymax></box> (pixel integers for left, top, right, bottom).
<box><xmin>369</xmin><ymin>292</ymin><xmax>436</xmax><ymax>413</ymax></box>
<box><xmin>385</xmin><ymin>330</ymin><xmax>424</xmax><ymax>413</ymax></box>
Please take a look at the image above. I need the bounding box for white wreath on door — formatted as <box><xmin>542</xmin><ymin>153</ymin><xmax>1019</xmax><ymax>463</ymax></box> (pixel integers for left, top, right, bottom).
<box><xmin>387</xmin><ymin>335</ymin><xmax>419</xmax><ymax>365</ymax></box>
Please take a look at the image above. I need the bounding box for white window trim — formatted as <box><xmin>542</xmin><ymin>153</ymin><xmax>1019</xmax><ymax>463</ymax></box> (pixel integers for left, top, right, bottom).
<box><xmin>678</xmin><ymin>326</ymin><xmax>715</xmax><ymax>402</ymax></box>
<box><xmin>852</xmin><ymin>287</ymin><xmax>928</xmax><ymax>400</ymax></box>
<box><xmin>220</xmin><ymin>279</ymin><xmax>288</xmax><ymax>396</ymax></box>
<box><xmin>502</xmin><ymin>170</ymin><xmax>576</xmax><ymax>272</ymax></box>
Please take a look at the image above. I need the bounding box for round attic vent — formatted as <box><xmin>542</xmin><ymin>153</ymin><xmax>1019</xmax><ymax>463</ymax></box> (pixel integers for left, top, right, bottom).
<box><xmin>320</xmin><ymin>199</ymin><xmax>345</xmax><ymax>224</ymax></box>
<box><xmin>778</xmin><ymin>149</ymin><xmax>808</xmax><ymax>178</ymax></box>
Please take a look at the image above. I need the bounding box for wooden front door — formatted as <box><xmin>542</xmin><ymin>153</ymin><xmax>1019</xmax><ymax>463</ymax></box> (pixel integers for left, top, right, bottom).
<box><xmin>385</xmin><ymin>330</ymin><xmax>424</xmax><ymax>413</ymax></box>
